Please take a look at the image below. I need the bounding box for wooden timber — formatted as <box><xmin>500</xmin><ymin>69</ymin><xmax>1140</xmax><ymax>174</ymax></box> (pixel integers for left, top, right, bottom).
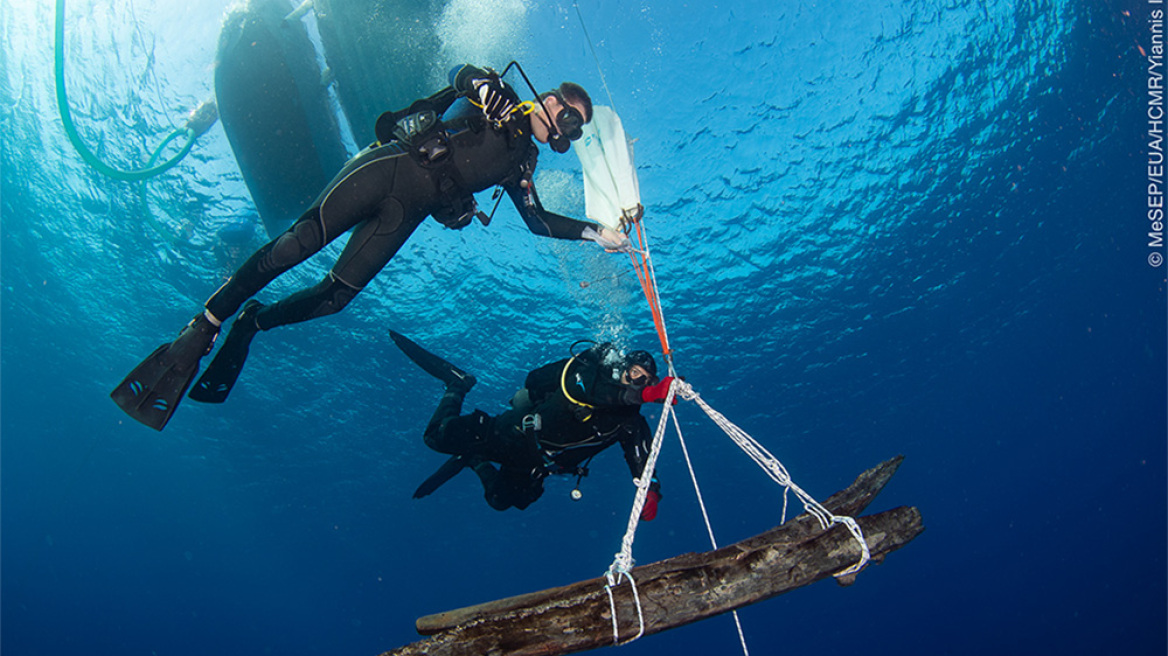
<box><xmin>380</xmin><ymin>456</ymin><xmax>922</xmax><ymax>656</ymax></box>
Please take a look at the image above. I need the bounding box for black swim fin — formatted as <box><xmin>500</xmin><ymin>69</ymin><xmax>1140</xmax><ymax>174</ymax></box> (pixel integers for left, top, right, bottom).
<box><xmin>111</xmin><ymin>314</ymin><xmax>219</xmax><ymax>431</ymax></box>
<box><xmin>389</xmin><ymin>330</ymin><xmax>476</xmax><ymax>390</ymax></box>
<box><xmin>413</xmin><ymin>455</ymin><xmax>473</xmax><ymax>498</ymax></box>
<box><xmin>189</xmin><ymin>300</ymin><xmax>263</xmax><ymax>403</ymax></box>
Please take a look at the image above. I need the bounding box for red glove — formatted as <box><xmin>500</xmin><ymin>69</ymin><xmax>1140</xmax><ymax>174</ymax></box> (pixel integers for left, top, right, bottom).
<box><xmin>640</xmin><ymin>489</ymin><xmax>662</xmax><ymax>521</ymax></box>
<box><xmin>641</xmin><ymin>377</ymin><xmax>677</xmax><ymax>404</ymax></box>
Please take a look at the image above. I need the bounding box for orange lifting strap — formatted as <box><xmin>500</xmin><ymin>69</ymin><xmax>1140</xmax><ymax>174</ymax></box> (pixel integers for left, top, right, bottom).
<box><xmin>626</xmin><ymin>216</ymin><xmax>673</xmax><ymax>367</ymax></box>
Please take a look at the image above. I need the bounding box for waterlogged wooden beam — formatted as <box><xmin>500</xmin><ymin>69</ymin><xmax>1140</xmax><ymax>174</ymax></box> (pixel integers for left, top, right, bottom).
<box><xmin>380</xmin><ymin>457</ymin><xmax>921</xmax><ymax>656</ymax></box>
<box><xmin>414</xmin><ymin>456</ymin><xmax>905</xmax><ymax>634</ymax></box>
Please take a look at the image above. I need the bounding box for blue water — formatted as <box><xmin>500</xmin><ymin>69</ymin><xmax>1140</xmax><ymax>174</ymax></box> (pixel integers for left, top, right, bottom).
<box><xmin>3</xmin><ymin>1</ymin><xmax>1164</xmax><ymax>655</ymax></box>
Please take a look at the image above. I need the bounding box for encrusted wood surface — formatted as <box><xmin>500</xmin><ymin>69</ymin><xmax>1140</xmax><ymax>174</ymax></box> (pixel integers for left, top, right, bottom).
<box><xmin>380</xmin><ymin>457</ymin><xmax>921</xmax><ymax>656</ymax></box>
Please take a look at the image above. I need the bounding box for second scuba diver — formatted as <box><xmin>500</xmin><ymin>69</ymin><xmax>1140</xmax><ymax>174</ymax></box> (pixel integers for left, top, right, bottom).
<box><xmin>112</xmin><ymin>64</ymin><xmax>631</xmax><ymax>430</ymax></box>
<box><xmin>390</xmin><ymin>331</ymin><xmax>675</xmax><ymax>516</ymax></box>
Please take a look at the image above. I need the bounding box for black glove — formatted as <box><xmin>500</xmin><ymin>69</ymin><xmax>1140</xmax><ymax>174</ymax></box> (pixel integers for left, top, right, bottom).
<box><xmin>473</xmin><ymin>76</ymin><xmax>515</xmax><ymax>124</ymax></box>
<box><xmin>450</xmin><ymin>65</ymin><xmax>516</xmax><ymax>124</ymax></box>
<box><xmin>433</xmin><ymin>196</ymin><xmax>484</xmax><ymax>230</ymax></box>
<box><xmin>435</xmin><ymin>209</ymin><xmax>474</xmax><ymax>230</ymax></box>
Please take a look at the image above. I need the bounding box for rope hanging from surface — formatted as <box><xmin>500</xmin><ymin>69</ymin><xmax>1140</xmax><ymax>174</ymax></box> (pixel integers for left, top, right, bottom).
<box><xmin>671</xmin><ymin>406</ymin><xmax>751</xmax><ymax>655</ymax></box>
<box><xmin>570</xmin><ymin>3</ymin><xmax>867</xmax><ymax>649</ymax></box>
<box><xmin>627</xmin><ymin>215</ymin><xmax>672</xmax><ymax>366</ymax></box>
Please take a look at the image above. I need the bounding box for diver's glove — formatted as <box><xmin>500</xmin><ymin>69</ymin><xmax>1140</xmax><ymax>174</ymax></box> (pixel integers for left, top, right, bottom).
<box><xmin>582</xmin><ymin>226</ymin><xmax>633</xmax><ymax>253</ymax></box>
<box><xmin>640</xmin><ymin>488</ymin><xmax>662</xmax><ymax>521</ymax></box>
<box><xmin>474</xmin><ymin>77</ymin><xmax>516</xmax><ymax>124</ymax></box>
<box><xmin>436</xmin><ymin>210</ymin><xmax>474</xmax><ymax>230</ymax></box>
<box><xmin>451</xmin><ymin>65</ymin><xmax>515</xmax><ymax>125</ymax></box>
<box><xmin>641</xmin><ymin>377</ymin><xmax>677</xmax><ymax>404</ymax></box>
<box><xmin>451</xmin><ymin>64</ymin><xmax>514</xmax><ymax>124</ymax></box>
<box><xmin>433</xmin><ymin>196</ymin><xmax>486</xmax><ymax>230</ymax></box>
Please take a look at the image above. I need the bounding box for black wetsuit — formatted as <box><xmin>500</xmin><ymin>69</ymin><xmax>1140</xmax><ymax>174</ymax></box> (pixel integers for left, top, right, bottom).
<box><xmin>426</xmin><ymin>344</ymin><xmax>658</xmax><ymax>511</ymax></box>
<box><xmin>204</xmin><ymin>65</ymin><xmax>600</xmax><ymax>330</ymax></box>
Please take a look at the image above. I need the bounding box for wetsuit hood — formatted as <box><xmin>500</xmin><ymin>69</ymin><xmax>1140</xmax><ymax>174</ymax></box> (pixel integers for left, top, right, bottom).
<box><xmin>622</xmin><ymin>350</ymin><xmax>658</xmax><ymax>386</ymax></box>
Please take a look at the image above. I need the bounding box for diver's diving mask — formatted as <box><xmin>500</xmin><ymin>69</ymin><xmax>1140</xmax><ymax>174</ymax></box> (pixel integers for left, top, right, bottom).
<box><xmin>547</xmin><ymin>93</ymin><xmax>585</xmax><ymax>153</ymax></box>
<box><xmin>624</xmin><ymin>368</ymin><xmax>653</xmax><ymax>389</ymax></box>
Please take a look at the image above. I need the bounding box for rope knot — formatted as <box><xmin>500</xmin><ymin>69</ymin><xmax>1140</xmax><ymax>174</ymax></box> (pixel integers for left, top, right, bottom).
<box><xmin>607</xmin><ymin>554</ymin><xmax>634</xmax><ymax>584</ymax></box>
<box><xmin>675</xmin><ymin>378</ymin><xmax>698</xmax><ymax>401</ymax></box>
<box><xmin>603</xmin><ymin>558</ymin><xmax>645</xmax><ymax>645</ymax></box>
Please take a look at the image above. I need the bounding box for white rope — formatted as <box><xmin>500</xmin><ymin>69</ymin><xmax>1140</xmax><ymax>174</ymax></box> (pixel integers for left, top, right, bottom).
<box><xmin>603</xmin><ymin>565</ymin><xmax>645</xmax><ymax>644</ymax></box>
<box><xmin>602</xmin><ymin>378</ymin><xmax>678</xmax><ymax>645</ymax></box>
<box><xmin>671</xmin><ymin>408</ymin><xmax>750</xmax><ymax>655</ymax></box>
<box><xmin>609</xmin><ymin>380</ymin><xmax>677</xmax><ymax>573</ymax></box>
<box><xmin>604</xmin><ymin>576</ymin><xmax>620</xmax><ymax>642</ymax></box>
<box><xmin>674</xmin><ymin>381</ymin><xmax>871</xmax><ymax>576</ymax></box>
<box><xmin>601</xmin><ymin>379</ymin><xmax>869</xmax><ymax>653</ymax></box>
<box><xmin>573</xmin><ymin>2</ymin><xmax>619</xmax><ymax>116</ymax></box>
<box><xmin>573</xmin><ymin>2</ymin><xmax>857</xmax><ymax>647</ymax></box>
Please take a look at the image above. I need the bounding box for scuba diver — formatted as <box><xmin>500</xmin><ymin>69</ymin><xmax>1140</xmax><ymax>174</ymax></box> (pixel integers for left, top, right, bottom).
<box><xmin>112</xmin><ymin>63</ymin><xmax>632</xmax><ymax>430</ymax></box>
<box><xmin>390</xmin><ymin>331</ymin><xmax>675</xmax><ymax>516</ymax></box>
<box><xmin>212</xmin><ymin>218</ymin><xmax>260</xmax><ymax>277</ymax></box>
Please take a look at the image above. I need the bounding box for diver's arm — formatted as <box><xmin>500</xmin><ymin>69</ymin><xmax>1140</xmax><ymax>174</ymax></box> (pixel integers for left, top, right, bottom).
<box><xmin>503</xmin><ymin>181</ymin><xmax>631</xmax><ymax>250</ymax></box>
<box><xmin>426</xmin><ymin>87</ymin><xmax>460</xmax><ymax>116</ymax></box>
<box><xmin>620</xmin><ymin>417</ymin><xmax>661</xmax><ymax>490</ymax></box>
<box><xmin>620</xmin><ymin>417</ymin><xmax>663</xmax><ymax>521</ymax></box>
<box><xmin>449</xmin><ymin>64</ymin><xmax>496</xmax><ymax>94</ymax></box>
<box><xmin>503</xmin><ymin>181</ymin><xmax>592</xmax><ymax>239</ymax></box>
<box><xmin>449</xmin><ymin>64</ymin><xmax>520</xmax><ymax>124</ymax></box>
<box><xmin>373</xmin><ymin>86</ymin><xmax>459</xmax><ymax>145</ymax></box>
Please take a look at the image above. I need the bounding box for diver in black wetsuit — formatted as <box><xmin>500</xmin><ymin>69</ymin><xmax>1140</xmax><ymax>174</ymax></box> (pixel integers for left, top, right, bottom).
<box><xmin>390</xmin><ymin>331</ymin><xmax>676</xmax><ymax>516</ymax></box>
<box><xmin>112</xmin><ymin>64</ymin><xmax>631</xmax><ymax>430</ymax></box>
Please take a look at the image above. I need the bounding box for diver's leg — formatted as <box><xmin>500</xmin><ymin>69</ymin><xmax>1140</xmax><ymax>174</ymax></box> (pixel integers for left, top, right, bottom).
<box><xmin>474</xmin><ymin>463</ymin><xmax>545</xmax><ymax>511</ymax></box>
<box><xmin>424</xmin><ymin>409</ymin><xmax>492</xmax><ymax>455</ymax></box>
<box><xmin>190</xmin><ymin>268</ymin><xmax>371</xmax><ymax>403</ymax></box>
<box><xmin>116</xmin><ymin>145</ymin><xmax>409</xmax><ymax>421</ymax></box>
<box><xmin>190</xmin><ymin>216</ymin><xmax>365</xmax><ymax>404</ymax></box>
<box><xmin>249</xmin><ymin>151</ymin><xmax>431</xmax><ymax>330</ymax></box>
<box><xmin>203</xmin><ymin>209</ymin><xmax>327</xmax><ymax>322</ymax></box>
<box><xmin>423</xmin><ymin>385</ymin><xmax>474</xmax><ymax>445</ymax></box>
<box><xmin>189</xmin><ymin>148</ymin><xmax>421</xmax><ymax>401</ymax></box>
<box><xmin>411</xmin><ymin>405</ymin><xmax>489</xmax><ymax>500</ymax></box>
<box><xmin>425</xmin><ymin>408</ymin><xmax>533</xmax><ymax>458</ymax></box>
<box><xmin>470</xmin><ymin>412</ymin><xmax>546</xmax><ymax>510</ymax></box>
<box><xmin>248</xmin><ymin>207</ymin><xmax>425</xmax><ymax>330</ymax></box>
<box><xmin>424</xmin><ymin>409</ymin><xmax>546</xmax><ymax>510</ymax></box>
<box><xmin>470</xmin><ymin>461</ymin><xmax>507</xmax><ymax>510</ymax></box>
<box><xmin>204</xmin><ymin>143</ymin><xmax>408</xmax><ymax>323</ymax></box>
